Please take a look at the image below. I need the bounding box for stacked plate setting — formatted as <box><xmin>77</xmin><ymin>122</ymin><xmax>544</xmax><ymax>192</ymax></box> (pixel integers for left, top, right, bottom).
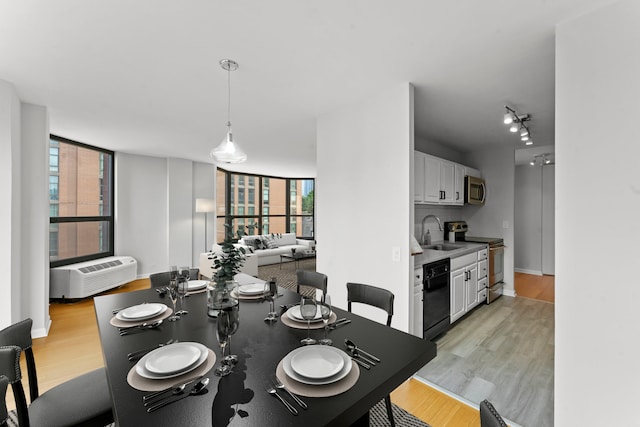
<box><xmin>136</xmin><ymin>342</ymin><xmax>209</xmax><ymax>379</ymax></box>
<box><xmin>237</xmin><ymin>283</ymin><xmax>266</xmax><ymax>297</ymax></box>
<box><xmin>285</xmin><ymin>305</ymin><xmax>323</xmax><ymax>323</ymax></box>
<box><xmin>187</xmin><ymin>280</ymin><xmax>208</xmax><ymax>292</ymax></box>
<box><xmin>282</xmin><ymin>346</ymin><xmax>352</xmax><ymax>385</ymax></box>
<box><xmin>116</xmin><ymin>303</ymin><xmax>168</xmax><ymax>322</ymax></box>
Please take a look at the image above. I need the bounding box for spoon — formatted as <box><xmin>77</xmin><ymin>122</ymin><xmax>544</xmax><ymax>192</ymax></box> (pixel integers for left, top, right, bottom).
<box><xmin>146</xmin><ymin>377</ymin><xmax>210</xmax><ymax>412</ymax></box>
<box><xmin>143</xmin><ymin>380</ymin><xmax>191</xmax><ymax>405</ymax></box>
<box><xmin>345</xmin><ymin>339</ymin><xmax>381</xmax><ymax>363</ymax></box>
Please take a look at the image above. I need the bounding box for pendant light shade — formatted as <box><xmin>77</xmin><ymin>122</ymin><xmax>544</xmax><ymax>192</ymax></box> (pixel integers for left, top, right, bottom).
<box><xmin>210</xmin><ymin>59</ymin><xmax>247</xmax><ymax>164</ymax></box>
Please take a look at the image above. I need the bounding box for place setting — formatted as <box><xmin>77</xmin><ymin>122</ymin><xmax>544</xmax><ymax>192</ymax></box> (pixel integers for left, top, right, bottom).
<box><xmin>269</xmin><ymin>294</ymin><xmax>360</xmax><ymax>405</ymax></box>
<box><xmin>109</xmin><ymin>302</ymin><xmax>173</xmax><ymax>331</ymax></box>
<box><xmin>126</xmin><ymin>341</ymin><xmax>216</xmax><ymax>395</ymax></box>
<box><xmin>186</xmin><ymin>279</ymin><xmax>208</xmax><ymax>295</ymax></box>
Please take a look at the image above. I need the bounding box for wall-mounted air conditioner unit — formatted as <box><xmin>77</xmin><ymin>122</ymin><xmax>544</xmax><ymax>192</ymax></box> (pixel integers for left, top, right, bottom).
<box><xmin>50</xmin><ymin>256</ymin><xmax>138</xmax><ymax>299</ymax></box>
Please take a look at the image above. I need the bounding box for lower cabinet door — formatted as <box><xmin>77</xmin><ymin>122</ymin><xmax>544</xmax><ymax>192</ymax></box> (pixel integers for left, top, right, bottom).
<box><xmin>450</xmin><ymin>268</ymin><xmax>466</xmax><ymax>323</ymax></box>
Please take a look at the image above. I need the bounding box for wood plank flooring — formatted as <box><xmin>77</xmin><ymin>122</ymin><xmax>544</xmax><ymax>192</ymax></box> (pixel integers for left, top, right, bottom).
<box><xmin>416</xmin><ymin>277</ymin><xmax>555</xmax><ymax>427</ymax></box>
<box><xmin>6</xmin><ymin>274</ymin><xmax>552</xmax><ymax>426</ymax></box>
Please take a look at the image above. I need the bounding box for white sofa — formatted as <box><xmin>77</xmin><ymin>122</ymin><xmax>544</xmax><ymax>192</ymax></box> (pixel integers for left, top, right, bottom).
<box><xmin>238</xmin><ymin>233</ymin><xmax>313</xmax><ymax>266</ymax></box>
<box><xmin>199</xmin><ymin>248</ymin><xmax>258</xmax><ymax>278</ymax></box>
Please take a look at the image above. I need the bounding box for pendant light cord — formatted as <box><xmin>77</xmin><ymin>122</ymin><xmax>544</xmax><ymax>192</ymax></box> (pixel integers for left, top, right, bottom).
<box><xmin>227</xmin><ymin>66</ymin><xmax>231</xmax><ymax>127</ymax></box>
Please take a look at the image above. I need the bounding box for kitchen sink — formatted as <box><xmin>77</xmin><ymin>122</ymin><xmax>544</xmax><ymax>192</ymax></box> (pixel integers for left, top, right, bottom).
<box><xmin>423</xmin><ymin>243</ymin><xmax>462</xmax><ymax>251</ymax></box>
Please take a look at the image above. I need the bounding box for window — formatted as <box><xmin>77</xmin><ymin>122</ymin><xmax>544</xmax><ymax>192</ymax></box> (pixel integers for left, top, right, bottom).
<box><xmin>216</xmin><ymin>169</ymin><xmax>314</xmax><ymax>242</ymax></box>
<box><xmin>49</xmin><ymin>135</ymin><xmax>115</xmax><ymax>267</ymax></box>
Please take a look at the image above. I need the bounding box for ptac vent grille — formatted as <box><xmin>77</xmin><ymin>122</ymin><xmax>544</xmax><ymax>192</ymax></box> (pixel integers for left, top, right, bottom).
<box><xmin>78</xmin><ymin>259</ymin><xmax>123</xmax><ymax>274</ymax></box>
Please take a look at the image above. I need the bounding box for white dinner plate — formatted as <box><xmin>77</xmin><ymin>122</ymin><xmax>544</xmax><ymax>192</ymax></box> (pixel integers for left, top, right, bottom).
<box><xmin>290</xmin><ymin>346</ymin><xmax>344</xmax><ymax>379</ymax></box>
<box><xmin>136</xmin><ymin>342</ymin><xmax>208</xmax><ymax>379</ymax></box>
<box><xmin>283</xmin><ymin>346</ymin><xmax>352</xmax><ymax>385</ymax></box>
<box><xmin>116</xmin><ymin>303</ymin><xmax>167</xmax><ymax>321</ymax></box>
<box><xmin>286</xmin><ymin>305</ymin><xmax>323</xmax><ymax>323</ymax></box>
<box><xmin>238</xmin><ymin>283</ymin><xmax>266</xmax><ymax>295</ymax></box>
<box><xmin>144</xmin><ymin>343</ymin><xmax>202</xmax><ymax>375</ymax></box>
<box><xmin>187</xmin><ymin>280</ymin><xmax>208</xmax><ymax>291</ymax></box>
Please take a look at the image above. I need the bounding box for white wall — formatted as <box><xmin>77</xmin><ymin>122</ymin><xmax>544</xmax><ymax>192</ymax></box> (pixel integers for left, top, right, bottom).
<box><xmin>541</xmin><ymin>165</ymin><xmax>555</xmax><ymax>274</ymax></box>
<box><xmin>556</xmin><ymin>1</ymin><xmax>640</xmax><ymax>424</ymax></box>
<box><xmin>463</xmin><ymin>145</ymin><xmax>515</xmax><ymax>296</ymax></box>
<box><xmin>20</xmin><ymin>103</ymin><xmax>50</xmax><ymax>337</ymax></box>
<box><xmin>116</xmin><ymin>154</ymin><xmax>213</xmax><ymax>277</ymax></box>
<box><xmin>317</xmin><ymin>83</ymin><xmax>413</xmax><ymax>330</ymax></box>
<box><xmin>514</xmin><ymin>165</ymin><xmax>543</xmax><ymax>274</ymax></box>
<box><xmin>0</xmin><ymin>79</ymin><xmax>21</xmax><ymax>329</ymax></box>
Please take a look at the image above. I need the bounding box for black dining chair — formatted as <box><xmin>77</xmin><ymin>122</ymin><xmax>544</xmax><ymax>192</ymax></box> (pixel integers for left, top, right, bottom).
<box><xmin>0</xmin><ymin>374</ymin><xmax>8</xmax><ymax>427</ymax></box>
<box><xmin>0</xmin><ymin>319</ymin><xmax>113</xmax><ymax>427</ymax></box>
<box><xmin>149</xmin><ymin>271</ymin><xmax>171</xmax><ymax>288</ymax></box>
<box><xmin>480</xmin><ymin>399</ymin><xmax>508</xmax><ymax>427</ymax></box>
<box><xmin>296</xmin><ymin>270</ymin><xmax>328</xmax><ymax>298</ymax></box>
<box><xmin>346</xmin><ymin>282</ymin><xmax>395</xmax><ymax>427</ymax></box>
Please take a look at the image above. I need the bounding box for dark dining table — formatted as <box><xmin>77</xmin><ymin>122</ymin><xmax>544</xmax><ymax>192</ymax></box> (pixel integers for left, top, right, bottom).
<box><xmin>93</xmin><ymin>284</ymin><xmax>436</xmax><ymax>426</ymax></box>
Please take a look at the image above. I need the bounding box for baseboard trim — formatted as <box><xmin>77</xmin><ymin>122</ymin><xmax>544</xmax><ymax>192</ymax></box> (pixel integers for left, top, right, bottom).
<box><xmin>411</xmin><ymin>375</ymin><xmax>524</xmax><ymax>427</ymax></box>
<box><xmin>515</xmin><ymin>268</ymin><xmax>542</xmax><ymax>276</ymax></box>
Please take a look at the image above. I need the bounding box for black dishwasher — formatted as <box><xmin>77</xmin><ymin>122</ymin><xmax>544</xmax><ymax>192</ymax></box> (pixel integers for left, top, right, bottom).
<box><xmin>423</xmin><ymin>258</ymin><xmax>451</xmax><ymax>341</ymax></box>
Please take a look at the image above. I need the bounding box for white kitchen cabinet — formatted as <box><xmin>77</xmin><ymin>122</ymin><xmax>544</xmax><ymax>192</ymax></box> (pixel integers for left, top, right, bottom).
<box><xmin>423</xmin><ymin>154</ymin><xmax>442</xmax><ymax>203</ymax></box>
<box><xmin>450</xmin><ymin>249</ymin><xmax>485</xmax><ymax>323</ymax></box>
<box><xmin>414</xmin><ymin>151</ymin><xmax>425</xmax><ymax>202</ymax></box>
<box><xmin>450</xmin><ymin>267</ymin><xmax>466</xmax><ymax>323</ymax></box>
<box><xmin>440</xmin><ymin>160</ymin><xmax>455</xmax><ymax>204</ymax></box>
<box><xmin>453</xmin><ymin>163</ymin><xmax>465</xmax><ymax>205</ymax></box>
<box><xmin>412</xmin><ymin>268</ymin><xmax>423</xmax><ymax>338</ymax></box>
<box><xmin>414</xmin><ymin>151</ymin><xmax>479</xmax><ymax>206</ymax></box>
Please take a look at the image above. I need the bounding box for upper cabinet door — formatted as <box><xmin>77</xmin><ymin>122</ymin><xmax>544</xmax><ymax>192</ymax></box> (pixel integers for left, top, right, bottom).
<box><xmin>440</xmin><ymin>160</ymin><xmax>455</xmax><ymax>204</ymax></box>
<box><xmin>453</xmin><ymin>163</ymin><xmax>465</xmax><ymax>206</ymax></box>
<box><xmin>424</xmin><ymin>154</ymin><xmax>442</xmax><ymax>203</ymax></box>
<box><xmin>414</xmin><ymin>151</ymin><xmax>425</xmax><ymax>202</ymax></box>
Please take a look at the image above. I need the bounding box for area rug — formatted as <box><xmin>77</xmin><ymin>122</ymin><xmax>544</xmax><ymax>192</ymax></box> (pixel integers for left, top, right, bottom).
<box><xmin>370</xmin><ymin>400</ymin><xmax>432</xmax><ymax>427</ymax></box>
<box><xmin>257</xmin><ymin>258</ymin><xmax>317</xmax><ymax>297</ymax></box>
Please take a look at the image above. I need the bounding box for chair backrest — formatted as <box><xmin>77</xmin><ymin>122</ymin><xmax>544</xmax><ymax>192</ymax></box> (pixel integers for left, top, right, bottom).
<box><xmin>479</xmin><ymin>400</ymin><xmax>507</xmax><ymax>427</ymax></box>
<box><xmin>189</xmin><ymin>268</ymin><xmax>199</xmax><ymax>280</ymax></box>
<box><xmin>0</xmin><ymin>374</ymin><xmax>9</xmax><ymax>427</ymax></box>
<box><xmin>0</xmin><ymin>319</ymin><xmax>38</xmax><ymax>403</ymax></box>
<box><xmin>346</xmin><ymin>282</ymin><xmax>394</xmax><ymax>326</ymax></box>
<box><xmin>0</xmin><ymin>345</ymin><xmax>29</xmax><ymax>427</ymax></box>
<box><xmin>296</xmin><ymin>271</ymin><xmax>328</xmax><ymax>296</ymax></box>
<box><xmin>149</xmin><ymin>271</ymin><xmax>171</xmax><ymax>288</ymax></box>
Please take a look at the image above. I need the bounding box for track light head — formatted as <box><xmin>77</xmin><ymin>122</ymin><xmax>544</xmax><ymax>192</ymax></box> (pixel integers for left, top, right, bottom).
<box><xmin>503</xmin><ymin>112</ymin><xmax>514</xmax><ymax>125</ymax></box>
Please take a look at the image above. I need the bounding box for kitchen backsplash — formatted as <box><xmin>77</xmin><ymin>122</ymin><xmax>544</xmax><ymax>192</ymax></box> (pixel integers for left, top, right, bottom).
<box><xmin>415</xmin><ymin>205</ymin><xmax>463</xmax><ymax>243</ymax></box>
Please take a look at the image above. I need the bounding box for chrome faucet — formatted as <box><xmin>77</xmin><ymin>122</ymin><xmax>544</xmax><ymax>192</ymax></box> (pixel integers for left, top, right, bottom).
<box><xmin>421</xmin><ymin>215</ymin><xmax>443</xmax><ymax>245</ymax></box>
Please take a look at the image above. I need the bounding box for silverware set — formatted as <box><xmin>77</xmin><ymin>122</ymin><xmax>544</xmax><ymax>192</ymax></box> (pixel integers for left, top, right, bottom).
<box><xmin>119</xmin><ymin>320</ymin><xmax>163</xmax><ymax>335</ymax></box>
<box><xmin>345</xmin><ymin>339</ymin><xmax>381</xmax><ymax>370</ymax></box>
<box><xmin>264</xmin><ymin>375</ymin><xmax>306</xmax><ymax>415</ymax></box>
<box><xmin>144</xmin><ymin>377</ymin><xmax>210</xmax><ymax>413</ymax></box>
<box><xmin>127</xmin><ymin>339</ymin><xmax>177</xmax><ymax>361</ymax></box>
<box><xmin>328</xmin><ymin>318</ymin><xmax>351</xmax><ymax>330</ymax></box>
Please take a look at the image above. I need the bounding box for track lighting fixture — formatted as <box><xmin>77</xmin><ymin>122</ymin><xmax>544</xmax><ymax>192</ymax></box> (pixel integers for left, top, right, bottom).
<box><xmin>529</xmin><ymin>153</ymin><xmax>553</xmax><ymax>166</ymax></box>
<box><xmin>503</xmin><ymin>106</ymin><xmax>533</xmax><ymax>145</ymax></box>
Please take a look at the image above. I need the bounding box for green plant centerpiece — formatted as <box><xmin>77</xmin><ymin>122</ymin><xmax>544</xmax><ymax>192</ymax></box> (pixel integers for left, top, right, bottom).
<box><xmin>207</xmin><ymin>224</ymin><xmax>251</xmax><ymax>317</ymax></box>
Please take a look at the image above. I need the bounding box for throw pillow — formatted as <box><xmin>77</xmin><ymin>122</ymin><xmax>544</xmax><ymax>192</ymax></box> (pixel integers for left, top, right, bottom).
<box><xmin>262</xmin><ymin>234</ymin><xmax>279</xmax><ymax>249</ymax></box>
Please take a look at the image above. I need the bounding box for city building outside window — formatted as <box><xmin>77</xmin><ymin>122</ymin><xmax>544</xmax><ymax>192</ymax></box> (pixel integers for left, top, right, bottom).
<box><xmin>49</xmin><ymin>135</ymin><xmax>114</xmax><ymax>267</ymax></box>
<box><xmin>216</xmin><ymin>169</ymin><xmax>314</xmax><ymax>243</ymax></box>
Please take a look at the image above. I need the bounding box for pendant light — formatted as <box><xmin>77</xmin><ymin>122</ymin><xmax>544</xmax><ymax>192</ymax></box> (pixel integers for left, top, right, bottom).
<box><xmin>210</xmin><ymin>59</ymin><xmax>247</xmax><ymax>164</ymax></box>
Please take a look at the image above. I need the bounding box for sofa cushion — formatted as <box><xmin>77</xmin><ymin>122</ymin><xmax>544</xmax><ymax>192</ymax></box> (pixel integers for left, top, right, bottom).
<box><xmin>276</xmin><ymin>233</ymin><xmax>297</xmax><ymax>246</ymax></box>
<box><xmin>262</xmin><ymin>234</ymin><xmax>279</xmax><ymax>249</ymax></box>
<box><xmin>243</xmin><ymin>236</ymin><xmax>264</xmax><ymax>250</ymax></box>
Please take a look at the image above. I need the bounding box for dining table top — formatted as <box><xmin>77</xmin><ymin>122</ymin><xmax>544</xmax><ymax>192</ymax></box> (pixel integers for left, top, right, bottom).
<box><xmin>93</xmin><ymin>282</ymin><xmax>436</xmax><ymax>426</ymax></box>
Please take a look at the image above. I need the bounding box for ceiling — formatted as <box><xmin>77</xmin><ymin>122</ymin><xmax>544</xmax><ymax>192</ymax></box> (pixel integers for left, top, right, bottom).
<box><xmin>0</xmin><ymin>0</ymin><xmax>616</xmax><ymax>176</ymax></box>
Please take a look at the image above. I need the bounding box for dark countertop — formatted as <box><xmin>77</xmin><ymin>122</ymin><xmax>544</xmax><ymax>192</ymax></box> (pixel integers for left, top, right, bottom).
<box><xmin>413</xmin><ymin>241</ymin><xmax>488</xmax><ymax>268</ymax></box>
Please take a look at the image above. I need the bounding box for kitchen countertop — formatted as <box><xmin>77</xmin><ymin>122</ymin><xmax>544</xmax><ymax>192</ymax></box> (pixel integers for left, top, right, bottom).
<box><xmin>413</xmin><ymin>241</ymin><xmax>488</xmax><ymax>267</ymax></box>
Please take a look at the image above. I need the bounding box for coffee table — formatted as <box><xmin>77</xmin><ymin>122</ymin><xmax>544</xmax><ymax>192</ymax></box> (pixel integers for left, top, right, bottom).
<box><xmin>280</xmin><ymin>250</ymin><xmax>316</xmax><ymax>269</ymax></box>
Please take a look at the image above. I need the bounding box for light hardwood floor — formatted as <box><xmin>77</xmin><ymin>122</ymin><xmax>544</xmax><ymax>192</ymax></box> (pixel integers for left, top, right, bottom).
<box><xmin>7</xmin><ymin>274</ymin><xmax>553</xmax><ymax>426</ymax></box>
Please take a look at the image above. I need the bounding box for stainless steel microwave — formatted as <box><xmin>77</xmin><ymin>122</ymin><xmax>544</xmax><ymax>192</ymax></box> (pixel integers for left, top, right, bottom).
<box><xmin>465</xmin><ymin>176</ymin><xmax>486</xmax><ymax>205</ymax></box>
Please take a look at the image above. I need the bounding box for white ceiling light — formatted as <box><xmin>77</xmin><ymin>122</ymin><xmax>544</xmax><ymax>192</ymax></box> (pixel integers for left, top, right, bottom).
<box><xmin>503</xmin><ymin>112</ymin><xmax>514</xmax><ymax>125</ymax></box>
<box><xmin>210</xmin><ymin>59</ymin><xmax>247</xmax><ymax>164</ymax></box>
<box><xmin>530</xmin><ymin>153</ymin><xmax>554</xmax><ymax>166</ymax></box>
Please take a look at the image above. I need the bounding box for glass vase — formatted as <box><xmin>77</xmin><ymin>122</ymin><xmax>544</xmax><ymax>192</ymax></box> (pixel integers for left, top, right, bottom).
<box><xmin>207</xmin><ymin>280</ymin><xmax>239</xmax><ymax>317</ymax></box>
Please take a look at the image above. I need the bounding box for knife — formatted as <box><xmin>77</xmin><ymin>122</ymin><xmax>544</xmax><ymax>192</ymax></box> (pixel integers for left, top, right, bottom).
<box><xmin>329</xmin><ymin>319</ymin><xmax>351</xmax><ymax>329</ymax></box>
<box><xmin>351</xmin><ymin>357</ymin><xmax>370</xmax><ymax>370</ymax></box>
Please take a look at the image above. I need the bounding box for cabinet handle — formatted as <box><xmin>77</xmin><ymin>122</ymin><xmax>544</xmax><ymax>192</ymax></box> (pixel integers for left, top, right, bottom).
<box><xmin>456</xmin><ymin>191</ymin><xmax>459</xmax><ymax>200</ymax></box>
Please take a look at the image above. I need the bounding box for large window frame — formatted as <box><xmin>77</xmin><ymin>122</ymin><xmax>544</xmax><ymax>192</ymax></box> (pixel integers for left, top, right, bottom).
<box><xmin>216</xmin><ymin>168</ymin><xmax>314</xmax><ymax>243</ymax></box>
<box><xmin>49</xmin><ymin>135</ymin><xmax>115</xmax><ymax>268</ymax></box>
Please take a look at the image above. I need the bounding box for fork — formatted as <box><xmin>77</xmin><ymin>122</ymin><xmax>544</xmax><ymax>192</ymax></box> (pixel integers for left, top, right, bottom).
<box><xmin>272</xmin><ymin>376</ymin><xmax>307</xmax><ymax>409</ymax></box>
<box><xmin>265</xmin><ymin>384</ymin><xmax>298</xmax><ymax>415</ymax></box>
